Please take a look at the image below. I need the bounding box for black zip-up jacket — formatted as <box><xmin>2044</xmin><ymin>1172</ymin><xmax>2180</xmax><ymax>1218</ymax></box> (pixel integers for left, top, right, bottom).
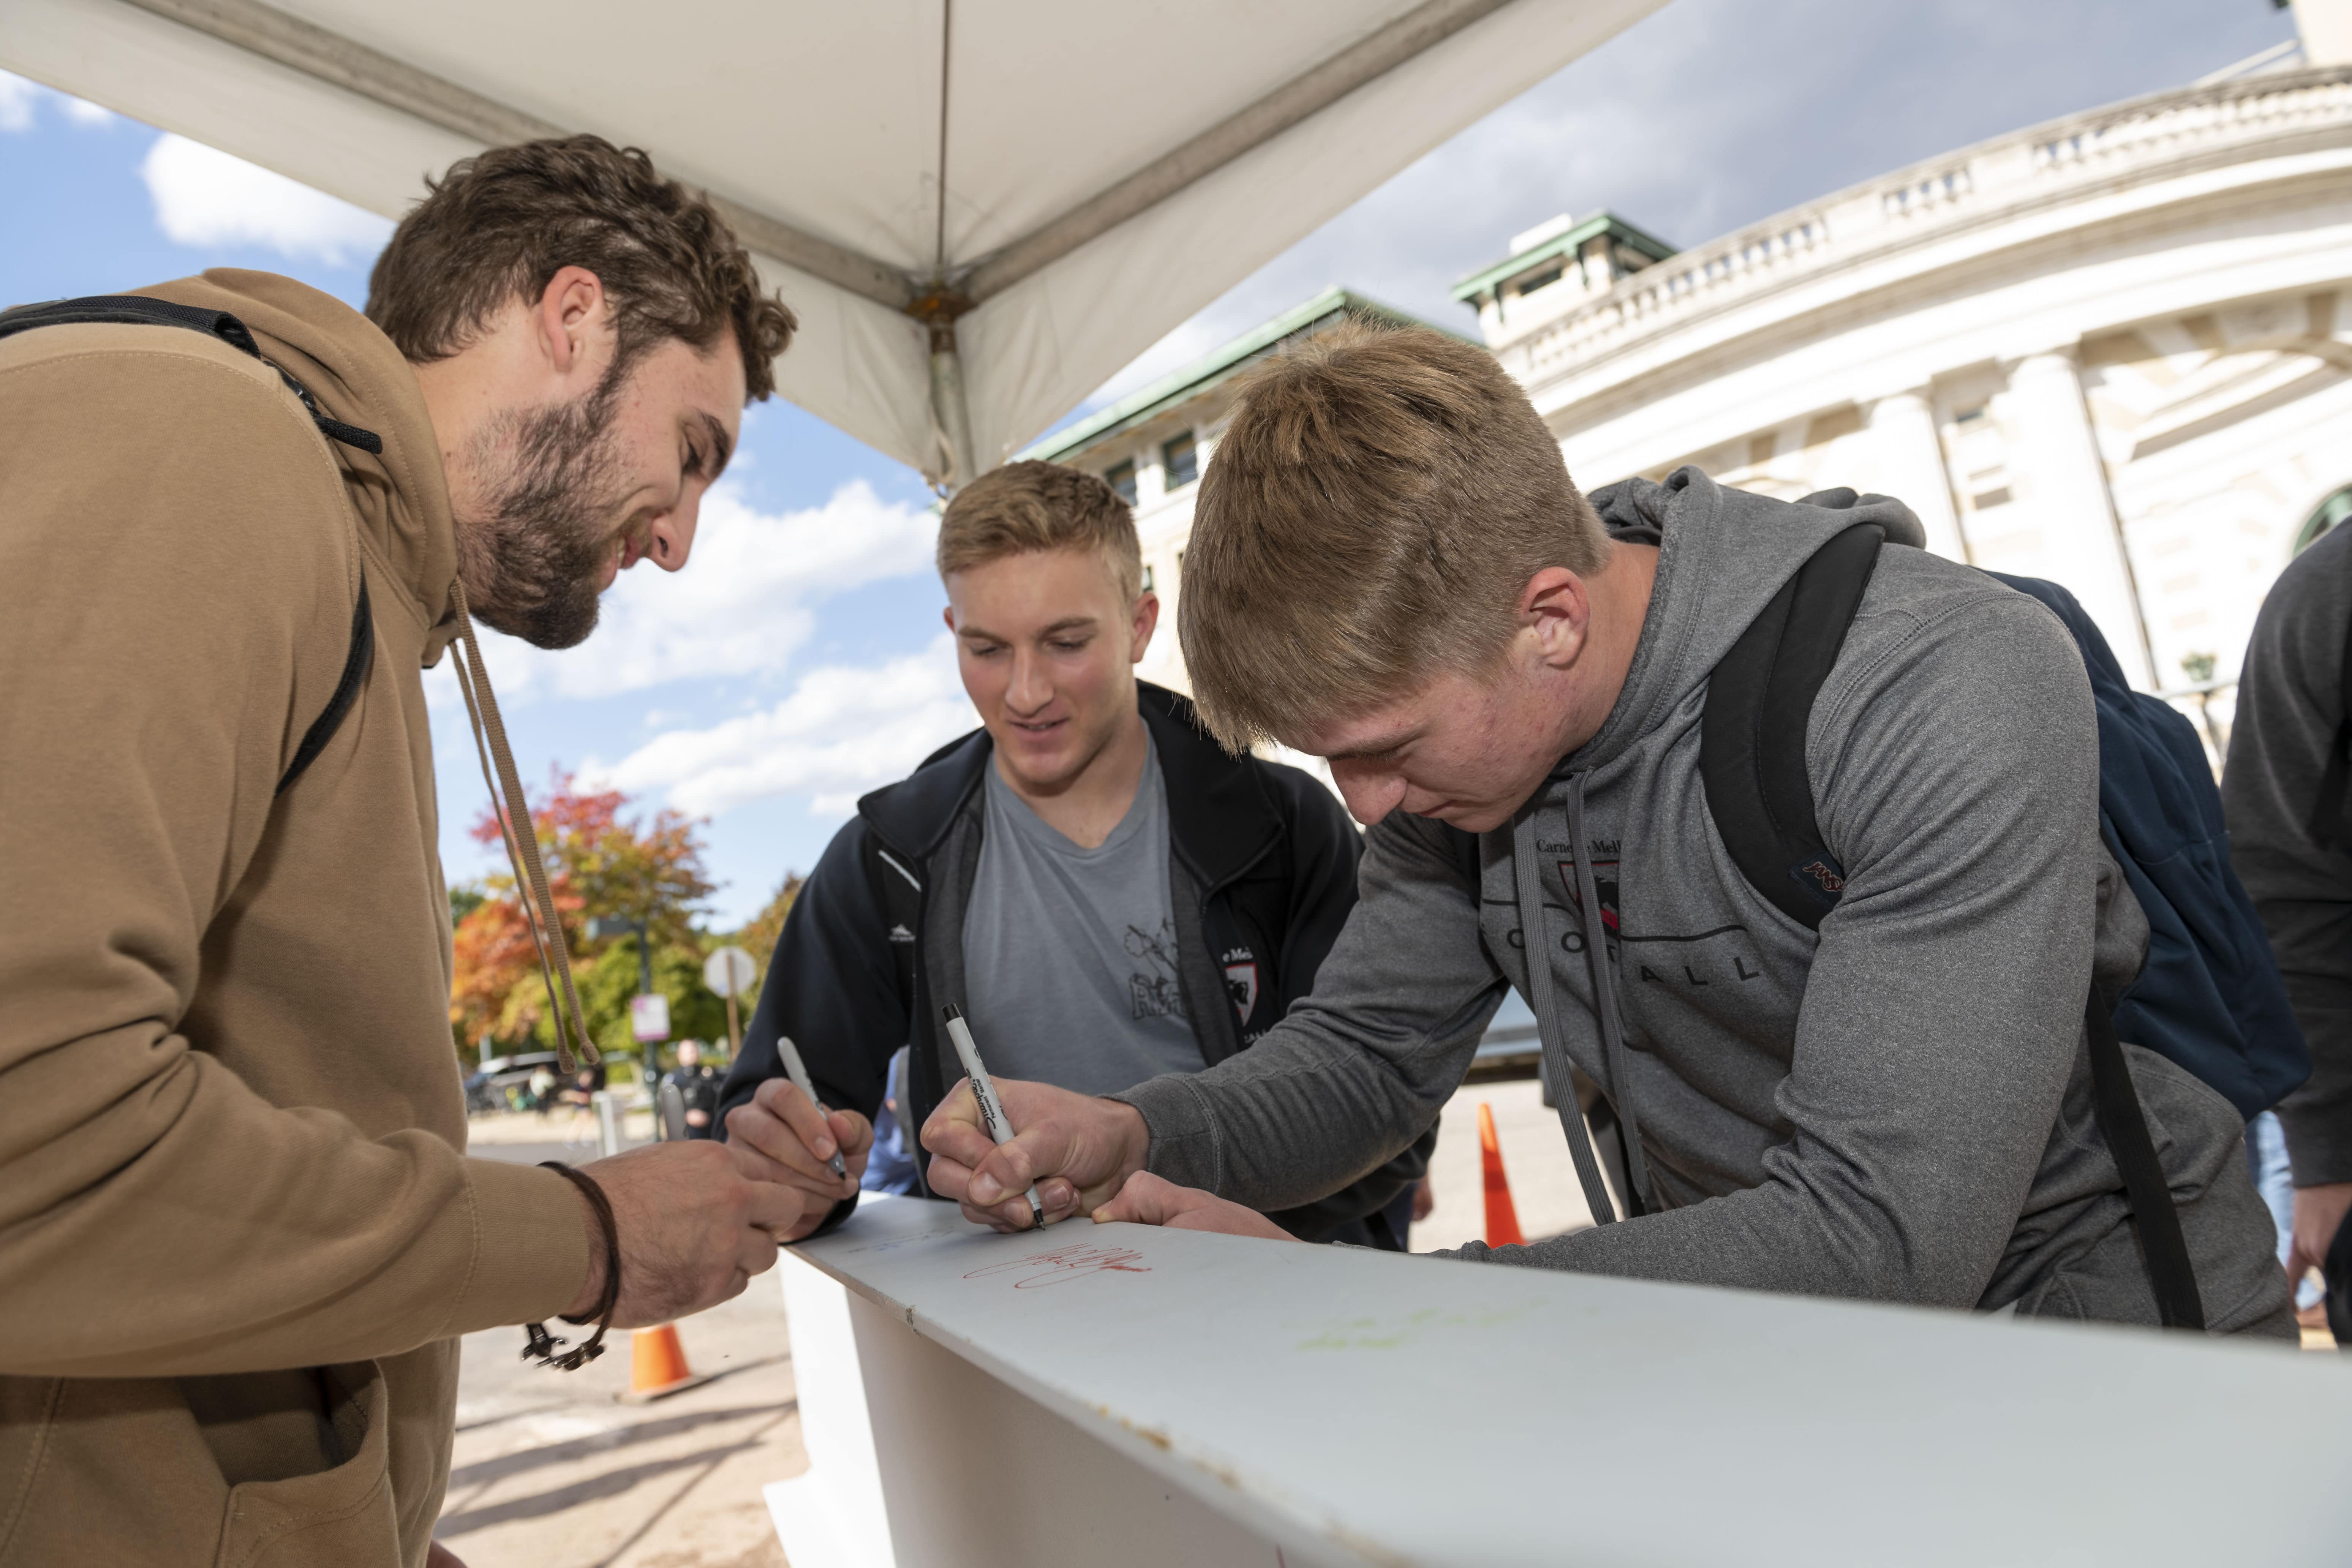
<box><xmin>715</xmin><ymin>682</ymin><xmax>1431</xmax><ymax>1241</ymax></box>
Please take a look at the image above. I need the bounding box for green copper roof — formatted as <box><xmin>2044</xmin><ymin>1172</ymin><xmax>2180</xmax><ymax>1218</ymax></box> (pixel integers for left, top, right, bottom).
<box><xmin>1020</xmin><ymin>286</ymin><xmax>1464</xmax><ymax>464</ymax></box>
<box><xmin>1450</xmin><ymin>210</ymin><xmax>1678</xmax><ymax>305</ymax></box>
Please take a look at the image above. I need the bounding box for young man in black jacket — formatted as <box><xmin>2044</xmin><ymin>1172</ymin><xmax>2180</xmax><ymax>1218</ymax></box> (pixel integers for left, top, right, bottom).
<box><xmin>714</xmin><ymin>461</ymin><xmax>1426</xmax><ymax>1246</ymax></box>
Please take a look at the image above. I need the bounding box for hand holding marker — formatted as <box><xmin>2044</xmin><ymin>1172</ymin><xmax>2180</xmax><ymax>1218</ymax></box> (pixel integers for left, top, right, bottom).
<box><xmin>775</xmin><ymin>1035</ymin><xmax>849</xmax><ymax>1182</ymax></box>
<box><xmin>942</xmin><ymin>1004</ymin><xmax>1046</xmax><ymax>1229</ymax></box>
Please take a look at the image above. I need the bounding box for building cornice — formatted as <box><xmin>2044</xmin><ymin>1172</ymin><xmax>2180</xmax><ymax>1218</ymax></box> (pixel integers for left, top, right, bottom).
<box><xmin>1497</xmin><ymin>66</ymin><xmax>2352</xmax><ymax>408</ymax></box>
<box><xmin>1450</xmin><ymin>210</ymin><xmax>1679</xmax><ymax>304</ymax></box>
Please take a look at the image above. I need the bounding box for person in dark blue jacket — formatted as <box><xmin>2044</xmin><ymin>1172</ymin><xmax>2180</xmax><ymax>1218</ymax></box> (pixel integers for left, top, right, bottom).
<box><xmin>712</xmin><ymin>461</ymin><xmax>1426</xmax><ymax>1247</ymax></box>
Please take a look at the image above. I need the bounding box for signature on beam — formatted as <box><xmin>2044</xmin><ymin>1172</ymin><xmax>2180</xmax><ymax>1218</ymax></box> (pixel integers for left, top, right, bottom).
<box><xmin>963</xmin><ymin>1243</ymin><xmax>1151</xmax><ymax>1289</ymax></box>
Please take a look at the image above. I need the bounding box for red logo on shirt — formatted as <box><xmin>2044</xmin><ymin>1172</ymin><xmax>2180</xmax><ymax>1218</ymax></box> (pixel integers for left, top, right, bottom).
<box><xmin>1223</xmin><ymin>961</ymin><xmax>1260</xmax><ymax>1022</ymax></box>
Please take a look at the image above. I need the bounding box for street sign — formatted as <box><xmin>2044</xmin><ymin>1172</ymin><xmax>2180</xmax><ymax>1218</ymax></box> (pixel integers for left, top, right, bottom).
<box><xmin>703</xmin><ymin>945</ymin><xmax>757</xmax><ymax>999</ymax></box>
<box><xmin>629</xmin><ymin>993</ymin><xmax>671</xmax><ymax>1043</ymax></box>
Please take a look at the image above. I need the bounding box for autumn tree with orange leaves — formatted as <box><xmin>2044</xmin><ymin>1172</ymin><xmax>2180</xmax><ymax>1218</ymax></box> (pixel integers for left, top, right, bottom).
<box><xmin>450</xmin><ymin>772</ymin><xmax>719</xmax><ymax>1061</ymax></box>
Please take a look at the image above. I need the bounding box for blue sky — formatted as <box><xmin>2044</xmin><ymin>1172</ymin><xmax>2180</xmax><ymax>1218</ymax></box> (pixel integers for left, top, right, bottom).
<box><xmin>0</xmin><ymin>0</ymin><xmax>2294</xmax><ymax>926</ymax></box>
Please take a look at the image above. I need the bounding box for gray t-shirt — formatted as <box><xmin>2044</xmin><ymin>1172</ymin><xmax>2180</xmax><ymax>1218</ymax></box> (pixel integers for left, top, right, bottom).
<box><xmin>961</xmin><ymin>738</ymin><xmax>1204</xmax><ymax>1095</ymax></box>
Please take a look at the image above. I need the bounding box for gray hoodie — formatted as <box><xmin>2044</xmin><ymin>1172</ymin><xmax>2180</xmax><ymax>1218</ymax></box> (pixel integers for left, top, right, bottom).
<box><xmin>1114</xmin><ymin>469</ymin><xmax>2290</xmax><ymax>1332</ymax></box>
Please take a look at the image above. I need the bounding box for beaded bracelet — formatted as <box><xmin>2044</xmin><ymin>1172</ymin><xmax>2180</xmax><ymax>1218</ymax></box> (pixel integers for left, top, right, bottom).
<box><xmin>521</xmin><ymin>1162</ymin><xmax>621</xmax><ymax>1372</ymax></box>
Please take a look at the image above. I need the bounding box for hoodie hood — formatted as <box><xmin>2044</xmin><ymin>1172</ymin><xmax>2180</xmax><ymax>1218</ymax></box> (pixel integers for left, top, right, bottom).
<box><xmin>138</xmin><ymin>270</ymin><xmax>458</xmax><ymax>654</ymax></box>
<box><xmin>1568</xmin><ymin>468</ymin><xmax>1926</xmax><ymax>775</ymax></box>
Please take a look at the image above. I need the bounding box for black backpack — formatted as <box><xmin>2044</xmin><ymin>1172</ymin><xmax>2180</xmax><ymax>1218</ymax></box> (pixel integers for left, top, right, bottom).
<box><xmin>0</xmin><ymin>295</ymin><xmax>381</xmax><ymax>792</ymax></box>
<box><xmin>1701</xmin><ymin>505</ymin><xmax>2312</xmax><ymax>1331</ymax></box>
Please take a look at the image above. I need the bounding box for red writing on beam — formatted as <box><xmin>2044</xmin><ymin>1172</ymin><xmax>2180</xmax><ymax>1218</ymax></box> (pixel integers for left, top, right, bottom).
<box><xmin>963</xmin><ymin>1244</ymin><xmax>1152</xmax><ymax>1289</ymax></box>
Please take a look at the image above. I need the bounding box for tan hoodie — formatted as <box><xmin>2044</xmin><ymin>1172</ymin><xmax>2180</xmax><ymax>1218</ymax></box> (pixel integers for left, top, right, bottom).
<box><xmin>0</xmin><ymin>272</ymin><xmax>590</xmax><ymax>1567</ymax></box>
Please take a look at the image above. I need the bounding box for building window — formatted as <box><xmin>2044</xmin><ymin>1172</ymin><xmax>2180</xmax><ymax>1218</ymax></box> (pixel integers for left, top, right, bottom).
<box><xmin>1140</xmin><ymin>563</ymin><xmax>1156</xmax><ymax>593</ymax></box>
<box><xmin>1162</xmin><ymin>431</ymin><xmax>1199</xmax><ymax>490</ymax></box>
<box><xmin>1514</xmin><ymin>264</ymin><xmax>1564</xmax><ymax>295</ymax></box>
<box><xmin>1105</xmin><ymin>460</ymin><xmax>1137</xmax><ymax>506</ymax></box>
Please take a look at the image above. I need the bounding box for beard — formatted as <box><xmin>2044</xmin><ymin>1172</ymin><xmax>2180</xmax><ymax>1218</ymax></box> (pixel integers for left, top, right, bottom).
<box><xmin>451</xmin><ymin>375</ymin><xmax>634</xmax><ymax>650</ymax></box>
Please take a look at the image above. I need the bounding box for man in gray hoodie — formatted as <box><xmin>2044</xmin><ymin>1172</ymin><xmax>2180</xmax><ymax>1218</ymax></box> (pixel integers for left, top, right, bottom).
<box><xmin>923</xmin><ymin>323</ymin><xmax>2290</xmax><ymax>1336</ymax></box>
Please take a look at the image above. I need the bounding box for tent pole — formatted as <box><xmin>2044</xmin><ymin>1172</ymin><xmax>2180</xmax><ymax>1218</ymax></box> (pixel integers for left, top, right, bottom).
<box><xmin>928</xmin><ymin>335</ymin><xmax>978</xmax><ymax>494</ymax></box>
<box><xmin>910</xmin><ymin>290</ymin><xmax>979</xmax><ymax>492</ymax></box>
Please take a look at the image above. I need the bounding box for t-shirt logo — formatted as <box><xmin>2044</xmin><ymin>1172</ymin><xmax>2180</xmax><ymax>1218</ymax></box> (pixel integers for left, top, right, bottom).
<box><xmin>1223</xmin><ymin>961</ymin><xmax>1260</xmax><ymax>1022</ymax></box>
<box><xmin>1125</xmin><ymin>918</ymin><xmax>1186</xmax><ymax>1021</ymax></box>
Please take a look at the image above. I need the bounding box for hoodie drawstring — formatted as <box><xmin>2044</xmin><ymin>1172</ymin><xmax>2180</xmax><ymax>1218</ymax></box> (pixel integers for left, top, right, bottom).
<box><xmin>1511</xmin><ymin>773</ymin><xmax>1649</xmax><ymax>1227</ymax></box>
<box><xmin>447</xmin><ymin>577</ymin><xmax>597</xmax><ymax>1073</ymax></box>
<box><xmin>1565</xmin><ymin>775</ymin><xmax>1650</xmax><ymax>1215</ymax></box>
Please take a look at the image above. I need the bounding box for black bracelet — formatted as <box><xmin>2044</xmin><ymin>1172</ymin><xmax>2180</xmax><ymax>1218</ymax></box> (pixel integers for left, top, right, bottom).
<box><xmin>521</xmin><ymin>1162</ymin><xmax>621</xmax><ymax>1372</ymax></box>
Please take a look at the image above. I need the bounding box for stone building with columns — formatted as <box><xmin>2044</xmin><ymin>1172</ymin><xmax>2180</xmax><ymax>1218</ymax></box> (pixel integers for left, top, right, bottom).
<box><xmin>1037</xmin><ymin>58</ymin><xmax>2352</xmax><ymax>737</ymax></box>
<box><xmin>1458</xmin><ymin>60</ymin><xmax>2352</xmax><ymax>710</ymax></box>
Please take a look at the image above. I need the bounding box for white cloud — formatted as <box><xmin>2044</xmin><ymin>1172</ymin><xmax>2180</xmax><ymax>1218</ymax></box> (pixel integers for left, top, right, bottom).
<box><xmin>586</xmin><ymin>634</ymin><xmax>975</xmax><ymax>818</ymax></box>
<box><xmin>0</xmin><ymin>73</ymin><xmax>37</xmax><ymax>133</ymax></box>
<box><xmin>462</xmin><ymin>478</ymin><xmax>940</xmax><ymax>706</ymax></box>
<box><xmin>140</xmin><ymin>133</ymin><xmax>393</xmax><ymax>265</ymax></box>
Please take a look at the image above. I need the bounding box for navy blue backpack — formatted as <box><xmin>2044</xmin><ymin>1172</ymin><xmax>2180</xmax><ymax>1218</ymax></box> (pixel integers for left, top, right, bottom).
<box><xmin>1702</xmin><ymin>509</ymin><xmax>2309</xmax><ymax>1331</ymax></box>
<box><xmin>1985</xmin><ymin>571</ymin><xmax>2309</xmax><ymax>1118</ymax></box>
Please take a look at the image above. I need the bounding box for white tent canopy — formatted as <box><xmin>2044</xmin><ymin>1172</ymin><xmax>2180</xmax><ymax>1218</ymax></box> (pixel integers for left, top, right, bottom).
<box><xmin>4</xmin><ymin>0</ymin><xmax>1665</xmax><ymax>481</ymax></box>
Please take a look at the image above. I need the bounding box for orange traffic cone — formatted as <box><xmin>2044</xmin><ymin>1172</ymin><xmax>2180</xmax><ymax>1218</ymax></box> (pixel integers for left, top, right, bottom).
<box><xmin>1478</xmin><ymin>1102</ymin><xmax>1525</xmax><ymax>1247</ymax></box>
<box><xmin>620</xmin><ymin>1323</ymin><xmax>713</xmax><ymax>1404</ymax></box>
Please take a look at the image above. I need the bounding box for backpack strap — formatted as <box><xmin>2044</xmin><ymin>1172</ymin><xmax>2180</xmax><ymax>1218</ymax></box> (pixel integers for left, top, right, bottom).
<box><xmin>1699</xmin><ymin>522</ymin><xmax>1884</xmax><ymax>927</ymax></box>
<box><xmin>277</xmin><ymin>576</ymin><xmax>375</xmax><ymax>794</ymax></box>
<box><xmin>0</xmin><ymin>294</ymin><xmax>382</xmax><ymax>794</ymax></box>
<box><xmin>0</xmin><ymin>296</ymin><xmax>384</xmax><ymax>454</ymax></box>
<box><xmin>1700</xmin><ymin>526</ymin><xmax>2205</xmax><ymax>1328</ymax></box>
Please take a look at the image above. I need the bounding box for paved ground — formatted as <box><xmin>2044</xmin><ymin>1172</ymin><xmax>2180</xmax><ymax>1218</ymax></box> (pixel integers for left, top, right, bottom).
<box><xmin>1409</xmin><ymin>1075</ymin><xmax>1599</xmax><ymax>1252</ymax></box>
<box><xmin>447</xmin><ymin>1122</ymin><xmax>803</xmax><ymax>1568</ymax></box>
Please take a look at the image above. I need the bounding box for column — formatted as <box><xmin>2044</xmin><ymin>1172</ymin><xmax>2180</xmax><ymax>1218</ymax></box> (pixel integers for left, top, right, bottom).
<box><xmin>1864</xmin><ymin>389</ymin><xmax>1968</xmax><ymax>562</ymax></box>
<box><xmin>2003</xmin><ymin>349</ymin><xmax>2156</xmax><ymax>690</ymax></box>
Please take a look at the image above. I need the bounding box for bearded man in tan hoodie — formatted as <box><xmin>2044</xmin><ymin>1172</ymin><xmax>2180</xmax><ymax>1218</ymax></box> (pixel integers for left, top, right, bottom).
<box><xmin>0</xmin><ymin>137</ymin><xmax>808</xmax><ymax>1567</ymax></box>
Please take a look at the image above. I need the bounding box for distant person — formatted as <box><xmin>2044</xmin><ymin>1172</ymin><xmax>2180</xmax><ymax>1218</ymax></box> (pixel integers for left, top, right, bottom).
<box><xmin>0</xmin><ymin>136</ymin><xmax>805</xmax><ymax>1568</ymax></box>
<box><xmin>861</xmin><ymin>1046</ymin><xmax>924</xmax><ymax>1196</ymax></box>
<box><xmin>716</xmin><ymin>462</ymin><xmax>1426</xmax><ymax>1246</ymax></box>
<box><xmin>2225</xmin><ymin>520</ymin><xmax>2352</xmax><ymax>1344</ymax></box>
<box><xmin>560</xmin><ymin>1059</ymin><xmax>610</xmax><ymax>1142</ymax></box>
<box><xmin>924</xmin><ymin>324</ymin><xmax>2292</xmax><ymax>1337</ymax></box>
<box><xmin>665</xmin><ymin>1040</ymin><xmax>724</xmax><ymax>1133</ymax></box>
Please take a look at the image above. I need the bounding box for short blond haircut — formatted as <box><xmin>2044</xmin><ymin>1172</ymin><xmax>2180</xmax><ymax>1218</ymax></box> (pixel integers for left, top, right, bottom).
<box><xmin>1178</xmin><ymin>322</ymin><xmax>1608</xmax><ymax>751</ymax></box>
<box><xmin>936</xmin><ymin>460</ymin><xmax>1143</xmax><ymax>599</ymax></box>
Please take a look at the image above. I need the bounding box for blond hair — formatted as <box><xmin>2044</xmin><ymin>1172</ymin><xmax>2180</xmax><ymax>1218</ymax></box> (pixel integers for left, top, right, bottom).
<box><xmin>936</xmin><ymin>460</ymin><xmax>1143</xmax><ymax>599</ymax></box>
<box><xmin>1177</xmin><ymin>322</ymin><xmax>1607</xmax><ymax>751</ymax></box>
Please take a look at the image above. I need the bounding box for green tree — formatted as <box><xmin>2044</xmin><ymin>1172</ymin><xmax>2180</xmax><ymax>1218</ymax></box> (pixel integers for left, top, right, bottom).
<box><xmin>449</xmin><ymin>771</ymin><xmax>719</xmax><ymax>1061</ymax></box>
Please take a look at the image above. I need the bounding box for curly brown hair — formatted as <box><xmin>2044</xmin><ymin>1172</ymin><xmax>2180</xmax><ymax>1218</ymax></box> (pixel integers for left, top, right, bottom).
<box><xmin>366</xmin><ymin>135</ymin><xmax>797</xmax><ymax>401</ymax></box>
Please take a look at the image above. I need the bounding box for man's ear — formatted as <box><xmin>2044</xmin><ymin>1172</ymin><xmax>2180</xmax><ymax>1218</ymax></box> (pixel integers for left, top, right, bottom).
<box><xmin>1521</xmin><ymin>566</ymin><xmax>1592</xmax><ymax>670</ymax></box>
<box><xmin>536</xmin><ymin>265</ymin><xmax>609</xmax><ymax>381</ymax></box>
<box><xmin>1130</xmin><ymin>591</ymin><xmax>1160</xmax><ymax>664</ymax></box>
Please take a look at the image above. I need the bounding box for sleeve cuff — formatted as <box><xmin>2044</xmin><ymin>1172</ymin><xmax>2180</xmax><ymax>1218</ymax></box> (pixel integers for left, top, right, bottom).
<box><xmin>449</xmin><ymin>1157</ymin><xmax>594</xmax><ymax>1333</ymax></box>
<box><xmin>1103</xmin><ymin>1076</ymin><xmax>1222</xmax><ymax>1191</ymax></box>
